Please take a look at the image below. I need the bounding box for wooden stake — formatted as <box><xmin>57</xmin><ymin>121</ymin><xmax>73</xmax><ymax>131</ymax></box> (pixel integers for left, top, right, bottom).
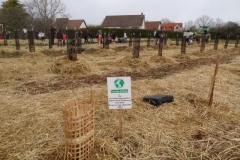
<box><xmin>66</xmin><ymin>27</ymin><xmax>68</xmax><ymax>56</ymax></box>
<box><xmin>74</xmin><ymin>28</ymin><xmax>76</xmax><ymax>48</ymax></box>
<box><xmin>208</xmin><ymin>55</ymin><xmax>220</xmax><ymax>107</ymax></box>
<box><xmin>118</xmin><ymin>110</ymin><xmax>123</xmax><ymax>139</ymax></box>
<box><xmin>91</xmin><ymin>90</ymin><xmax>95</xmax><ymax>105</ymax></box>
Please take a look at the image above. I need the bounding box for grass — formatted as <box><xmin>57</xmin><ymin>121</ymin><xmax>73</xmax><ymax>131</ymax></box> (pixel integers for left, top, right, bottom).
<box><xmin>31</xmin><ymin>61</ymin><xmax>37</xmax><ymax>65</ymax></box>
<box><xmin>83</xmin><ymin>48</ymin><xmax>97</xmax><ymax>54</ymax></box>
<box><xmin>41</xmin><ymin>49</ymin><xmax>66</xmax><ymax>57</ymax></box>
<box><xmin>46</xmin><ymin>59</ymin><xmax>53</xmax><ymax>63</ymax></box>
<box><xmin>0</xmin><ymin>50</ymin><xmax>23</xmax><ymax>58</ymax></box>
<box><xmin>14</xmin><ymin>77</ymin><xmax>24</xmax><ymax>81</ymax></box>
<box><xmin>102</xmin><ymin>67</ymin><xmax>108</xmax><ymax>71</ymax></box>
<box><xmin>35</xmin><ymin>42</ymin><xmax>48</xmax><ymax>46</ymax></box>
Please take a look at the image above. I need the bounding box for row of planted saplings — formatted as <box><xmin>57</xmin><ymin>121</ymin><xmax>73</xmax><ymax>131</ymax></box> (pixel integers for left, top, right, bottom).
<box><xmin>1</xmin><ymin>29</ymin><xmax>84</xmax><ymax>61</ymax></box>
<box><xmin>2</xmin><ymin>29</ymin><xmax>239</xmax><ymax>59</ymax></box>
<box><xmin>2</xmin><ymin>29</ymin><xmax>167</xmax><ymax>60</ymax></box>
<box><xmin>123</xmin><ymin>33</ymin><xmax>239</xmax><ymax>57</ymax></box>
<box><xmin>181</xmin><ymin>34</ymin><xmax>239</xmax><ymax>54</ymax></box>
<box><xmin>2</xmin><ymin>30</ymin><xmax>36</xmax><ymax>52</ymax></box>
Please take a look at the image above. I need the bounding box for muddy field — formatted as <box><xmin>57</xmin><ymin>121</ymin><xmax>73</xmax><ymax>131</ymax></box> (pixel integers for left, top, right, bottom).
<box><xmin>0</xmin><ymin>39</ymin><xmax>240</xmax><ymax>159</ymax></box>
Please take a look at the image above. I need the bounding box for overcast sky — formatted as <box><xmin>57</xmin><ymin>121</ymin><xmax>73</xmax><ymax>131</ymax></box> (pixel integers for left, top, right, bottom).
<box><xmin>18</xmin><ymin>0</ymin><xmax>240</xmax><ymax>26</ymax></box>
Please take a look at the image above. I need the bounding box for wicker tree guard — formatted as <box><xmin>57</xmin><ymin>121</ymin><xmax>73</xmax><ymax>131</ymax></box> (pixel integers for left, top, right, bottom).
<box><xmin>66</xmin><ymin>29</ymin><xmax>77</xmax><ymax>61</ymax></box>
<box><xmin>63</xmin><ymin>91</ymin><xmax>95</xmax><ymax>160</ymax></box>
<box><xmin>181</xmin><ymin>36</ymin><xmax>186</xmax><ymax>54</ymax></box>
<box><xmin>14</xmin><ymin>30</ymin><xmax>20</xmax><ymax>50</ymax></box>
<box><xmin>27</xmin><ymin>30</ymin><xmax>35</xmax><ymax>52</ymax></box>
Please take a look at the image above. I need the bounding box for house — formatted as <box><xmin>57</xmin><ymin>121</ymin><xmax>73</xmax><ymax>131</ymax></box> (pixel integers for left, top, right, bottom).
<box><xmin>102</xmin><ymin>13</ymin><xmax>145</xmax><ymax>29</ymax></box>
<box><xmin>55</xmin><ymin>18</ymin><xmax>87</xmax><ymax>29</ymax></box>
<box><xmin>145</xmin><ymin>21</ymin><xmax>161</xmax><ymax>30</ymax></box>
<box><xmin>161</xmin><ymin>23</ymin><xmax>183</xmax><ymax>32</ymax></box>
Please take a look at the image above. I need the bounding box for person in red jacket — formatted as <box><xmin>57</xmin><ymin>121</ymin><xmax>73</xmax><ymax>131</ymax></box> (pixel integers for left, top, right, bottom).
<box><xmin>62</xmin><ymin>32</ymin><xmax>67</xmax><ymax>46</ymax></box>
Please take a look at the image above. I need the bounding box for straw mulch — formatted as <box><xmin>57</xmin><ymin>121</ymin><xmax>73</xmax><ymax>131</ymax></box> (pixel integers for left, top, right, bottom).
<box><xmin>91</xmin><ymin>62</ymin><xmax>240</xmax><ymax>159</ymax></box>
<box><xmin>117</xmin><ymin>56</ymin><xmax>150</xmax><ymax>69</ymax></box>
<box><xmin>115</xmin><ymin>46</ymin><xmax>129</xmax><ymax>52</ymax></box>
<box><xmin>162</xmin><ymin>45</ymin><xmax>173</xmax><ymax>50</ymax></box>
<box><xmin>147</xmin><ymin>45</ymin><xmax>159</xmax><ymax>50</ymax></box>
<box><xmin>95</xmin><ymin>56</ymin><xmax>152</xmax><ymax>70</ymax></box>
<box><xmin>173</xmin><ymin>54</ymin><xmax>192</xmax><ymax>62</ymax></box>
<box><xmin>124</xmin><ymin>46</ymin><xmax>133</xmax><ymax>52</ymax></box>
<box><xmin>49</xmin><ymin>57</ymin><xmax>91</xmax><ymax>75</ymax></box>
<box><xmin>0</xmin><ymin>40</ymin><xmax>240</xmax><ymax>160</ymax></box>
<box><xmin>192</xmin><ymin>49</ymin><xmax>220</xmax><ymax>57</ymax></box>
<box><xmin>95</xmin><ymin>48</ymin><xmax>117</xmax><ymax>57</ymax></box>
<box><xmin>150</xmin><ymin>55</ymin><xmax>174</xmax><ymax>64</ymax></box>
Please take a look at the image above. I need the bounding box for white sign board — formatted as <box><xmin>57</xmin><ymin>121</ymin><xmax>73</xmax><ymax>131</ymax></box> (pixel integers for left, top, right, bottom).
<box><xmin>107</xmin><ymin>77</ymin><xmax>132</xmax><ymax>109</ymax></box>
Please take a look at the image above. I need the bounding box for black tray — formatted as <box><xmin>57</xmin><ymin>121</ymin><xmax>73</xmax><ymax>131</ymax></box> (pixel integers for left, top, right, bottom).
<box><xmin>143</xmin><ymin>94</ymin><xmax>174</xmax><ymax>106</ymax></box>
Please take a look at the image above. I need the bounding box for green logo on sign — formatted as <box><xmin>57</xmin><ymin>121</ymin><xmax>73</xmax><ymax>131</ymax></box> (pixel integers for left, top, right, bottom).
<box><xmin>114</xmin><ymin>78</ymin><xmax>124</xmax><ymax>88</ymax></box>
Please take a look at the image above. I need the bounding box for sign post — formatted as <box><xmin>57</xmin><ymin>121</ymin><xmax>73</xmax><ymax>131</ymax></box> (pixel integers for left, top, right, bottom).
<box><xmin>107</xmin><ymin>77</ymin><xmax>132</xmax><ymax>139</ymax></box>
<box><xmin>118</xmin><ymin>110</ymin><xmax>123</xmax><ymax>139</ymax></box>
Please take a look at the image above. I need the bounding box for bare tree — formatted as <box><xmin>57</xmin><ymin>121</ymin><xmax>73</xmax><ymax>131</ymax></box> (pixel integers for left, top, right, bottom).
<box><xmin>214</xmin><ymin>18</ymin><xmax>225</xmax><ymax>28</ymax></box>
<box><xmin>161</xmin><ymin>18</ymin><xmax>172</xmax><ymax>24</ymax></box>
<box><xmin>211</xmin><ymin>18</ymin><xmax>225</xmax><ymax>32</ymax></box>
<box><xmin>195</xmin><ymin>15</ymin><xmax>214</xmax><ymax>27</ymax></box>
<box><xmin>223</xmin><ymin>21</ymin><xmax>239</xmax><ymax>34</ymax></box>
<box><xmin>24</xmin><ymin>0</ymin><xmax>67</xmax><ymax>30</ymax></box>
<box><xmin>184</xmin><ymin>20</ymin><xmax>196</xmax><ymax>31</ymax></box>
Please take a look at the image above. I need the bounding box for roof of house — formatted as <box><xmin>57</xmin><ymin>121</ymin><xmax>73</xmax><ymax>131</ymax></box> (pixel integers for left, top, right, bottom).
<box><xmin>102</xmin><ymin>14</ymin><xmax>145</xmax><ymax>27</ymax></box>
<box><xmin>161</xmin><ymin>23</ymin><xmax>183</xmax><ymax>30</ymax></box>
<box><xmin>145</xmin><ymin>21</ymin><xmax>161</xmax><ymax>30</ymax></box>
<box><xmin>67</xmin><ymin>20</ymin><xmax>86</xmax><ymax>29</ymax></box>
<box><xmin>55</xmin><ymin>18</ymin><xmax>86</xmax><ymax>29</ymax></box>
<box><xmin>55</xmin><ymin>18</ymin><xmax>69</xmax><ymax>28</ymax></box>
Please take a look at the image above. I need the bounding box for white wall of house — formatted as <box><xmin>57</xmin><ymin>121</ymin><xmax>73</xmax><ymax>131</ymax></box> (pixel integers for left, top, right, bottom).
<box><xmin>174</xmin><ymin>24</ymin><xmax>182</xmax><ymax>31</ymax></box>
<box><xmin>79</xmin><ymin>22</ymin><xmax>87</xmax><ymax>29</ymax></box>
<box><xmin>139</xmin><ymin>20</ymin><xmax>145</xmax><ymax>29</ymax></box>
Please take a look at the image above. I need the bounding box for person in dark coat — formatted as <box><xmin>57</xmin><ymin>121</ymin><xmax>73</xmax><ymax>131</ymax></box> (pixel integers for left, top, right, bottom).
<box><xmin>50</xmin><ymin>26</ymin><xmax>56</xmax><ymax>45</ymax></box>
<box><xmin>83</xmin><ymin>30</ymin><xmax>89</xmax><ymax>43</ymax></box>
<box><xmin>111</xmin><ymin>31</ymin><xmax>116</xmax><ymax>43</ymax></box>
<box><xmin>89</xmin><ymin>32</ymin><xmax>94</xmax><ymax>43</ymax></box>
<box><xmin>155</xmin><ymin>29</ymin><xmax>161</xmax><ymax>45</ymax></box>
<box><xmin>35</xmin><ymin>30</ymin><xmax>39</xmax><ymax>40</ymax></box>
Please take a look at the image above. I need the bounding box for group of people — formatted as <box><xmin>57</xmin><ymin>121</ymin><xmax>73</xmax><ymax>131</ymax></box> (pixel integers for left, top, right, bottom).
<box><xmin>96</xmin><ymin>30</ymin><xmax>128</xmax><ymax>44</ymax></box>
<box><xmin>56</xmin><ymin>29</ymin><xmax>67</xmax><ymax>46</ymax></box>
<box><xmin>35</xmin><ymin>31</ymin><xmax>45</xmax><ymax>41</ymax></box>
<box><xmin>21</xmin><ymin>27</ymin><xmax>129</xmax><ymax>45</ymax></box>
<box><xmin>83</xmin><ymin>30</ymin><xmax>94</xmax><ymax>43</ymax></box>
<box><xmin>21</xmin><ymin>28</ymin><xmax>45</xmax><ymax>41</ymax></box>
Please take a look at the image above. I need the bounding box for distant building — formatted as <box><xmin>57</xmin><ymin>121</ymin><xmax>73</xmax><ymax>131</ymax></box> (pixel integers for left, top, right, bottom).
<box><xmin>145</xmin><ymin>21</ymin><xmax>161</xmax><ymax>30</ymax></box>
<box><xmin>161</xmin><ymin>23</ymin><xmax>183</xmax><ymax>32</ymax></box>
<box><xmin>55</xmin><ymin>18</ymin><xmax>87</xmax><ymax>29</ymax></box>
<box><xmin>102</xmin><ymin>12</ymin><xmax>145</xmax><ymax>29</ymax></box>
